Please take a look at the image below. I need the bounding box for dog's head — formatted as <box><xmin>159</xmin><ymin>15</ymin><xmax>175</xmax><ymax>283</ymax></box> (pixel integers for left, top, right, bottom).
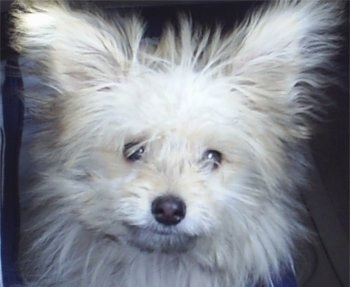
<box><xmin>13</xmin><ymin>0</ymin><xmax>342</xmax><ymax>274</ymax></box>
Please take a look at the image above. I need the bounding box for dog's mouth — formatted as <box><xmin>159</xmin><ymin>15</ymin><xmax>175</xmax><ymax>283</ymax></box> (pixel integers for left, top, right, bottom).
<box><xmin>124</xmin><ymin>224</ymin><xmax>197</xmax><ymax>253</ymax></box>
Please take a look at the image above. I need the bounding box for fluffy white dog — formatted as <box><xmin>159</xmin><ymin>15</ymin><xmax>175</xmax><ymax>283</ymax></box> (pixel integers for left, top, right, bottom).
<box><xmin>12</xmin><ymin>1</ymin><xmax>342</xmax><ymax>286</ymax></box>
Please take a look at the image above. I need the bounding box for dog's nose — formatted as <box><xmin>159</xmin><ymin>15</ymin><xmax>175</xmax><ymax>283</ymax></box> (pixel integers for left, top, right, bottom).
<box><xmin>151</xmin><ymin>195</ymin><xmax>186</xmax><ymax>225</ymax></box>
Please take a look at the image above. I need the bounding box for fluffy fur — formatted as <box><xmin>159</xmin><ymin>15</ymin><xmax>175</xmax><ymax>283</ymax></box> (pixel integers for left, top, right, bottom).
<box><xmin>12</xmin><ymin>1</ymin><xmax>342</xmax><ymax>286</ymax></box>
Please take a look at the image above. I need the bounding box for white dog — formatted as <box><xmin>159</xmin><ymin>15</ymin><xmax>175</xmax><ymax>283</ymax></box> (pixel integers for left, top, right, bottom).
<box><xmin>12</xmin><ymin>1</ymin><xmax>342</xmax><ymax>286</ymax></box>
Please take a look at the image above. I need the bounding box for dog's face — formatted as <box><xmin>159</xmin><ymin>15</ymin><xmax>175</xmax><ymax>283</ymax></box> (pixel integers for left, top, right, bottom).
<box><xmin>65</xmin><ymin>68</ymin><xmax>256</xmax><ymax>252</ymax></box>
<box><xmin>14</xmin><ymin>0</ymin><xmax>341</xmax><ymax>262</ymax></box>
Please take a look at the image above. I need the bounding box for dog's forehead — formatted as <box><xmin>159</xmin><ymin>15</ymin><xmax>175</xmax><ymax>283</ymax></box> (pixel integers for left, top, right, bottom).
<box><xmin>119</xmin><ymin>68</ymin><xmax>242</xmax><ymax>130</ymax></box>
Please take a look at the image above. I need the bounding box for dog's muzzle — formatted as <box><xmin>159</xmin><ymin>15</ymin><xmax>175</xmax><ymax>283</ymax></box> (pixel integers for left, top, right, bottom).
<box><xmin>122</xmin><ymin>195</ymin><xmax>196</xmax><ymax>253</ymax></box>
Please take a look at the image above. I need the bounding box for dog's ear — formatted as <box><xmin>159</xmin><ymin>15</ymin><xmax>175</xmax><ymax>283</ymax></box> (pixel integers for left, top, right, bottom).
<box><xmin>227</xmin><ymin>0</ymin><xmax>343</xmax><ymax>136</ymax></box>
<box><xmin>11</xmin><ymin>1</ymin><xmax>144</xmax><ymax>92</ymax></box>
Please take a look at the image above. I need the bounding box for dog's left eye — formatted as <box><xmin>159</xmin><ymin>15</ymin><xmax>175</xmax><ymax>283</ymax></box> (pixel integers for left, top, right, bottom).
<box><xmin>202</xmin><ymin>150</ymin><xmax>222</xmax><ymax>170</ymax></box>
<box><xmin>123</xmin><ymin>143</ymin><xmax>145</xmax><ymax>162</ymax></box>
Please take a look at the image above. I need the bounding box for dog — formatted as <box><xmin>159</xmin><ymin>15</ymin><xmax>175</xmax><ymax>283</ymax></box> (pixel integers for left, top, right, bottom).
<box><xmin>12</xmin><ymin>1</ymin><xmax>343</xmax><ymax>286</ymax></box>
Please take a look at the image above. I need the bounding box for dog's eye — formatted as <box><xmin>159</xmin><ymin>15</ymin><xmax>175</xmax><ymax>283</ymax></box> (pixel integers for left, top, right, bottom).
<box><xmin>124</xmin><ymin>143</ymin><xmax>145</xmax><ymax>162</ymax></box>
<box><xmin>202</xmin><ymin>150</ymin><xmax>222</xmax><ymax>170</ymax></box>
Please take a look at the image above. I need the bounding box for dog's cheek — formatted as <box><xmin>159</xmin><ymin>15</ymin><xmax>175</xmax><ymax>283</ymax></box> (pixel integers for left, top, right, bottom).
<box><xmin>53</xmin><ymin>152</ymin><xmax>141</xmax><ymax>232</ymax></box>
<box><xmin>61</xmin><ymin>177</ymin><xmax>125</xmax><ymax>233</ymax></box>
<box><xmin>197</xmin><ymin>163</ymin><xmax>252</xmax><ymax>223</ymax></box>
<box><xmin>74</xmin><ymin>167</ymin><xmax>162</xmax><ymax>229</ymax></box>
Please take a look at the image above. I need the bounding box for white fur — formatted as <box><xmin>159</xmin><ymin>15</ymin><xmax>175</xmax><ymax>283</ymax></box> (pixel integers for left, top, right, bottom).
<box><xmin>12</xmin><ymin>1</ymin><xmax>342</xmax><ymax>286</ymax></box>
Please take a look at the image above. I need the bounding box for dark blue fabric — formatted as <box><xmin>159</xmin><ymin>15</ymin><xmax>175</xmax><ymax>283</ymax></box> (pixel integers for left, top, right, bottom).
<box><xmin>251</xmin><ymin>269</ymin><xmax>298</xmax><ymax>287</ymax></box>
<box><xmin>271</xmin><ymin>269</ymin><xmax>298</xmax><ymax>287</ymax></box>
<box><xmin>1</xmin><ymin>58</ymin><xmax>24</xmax><ymax>286</ymax></box>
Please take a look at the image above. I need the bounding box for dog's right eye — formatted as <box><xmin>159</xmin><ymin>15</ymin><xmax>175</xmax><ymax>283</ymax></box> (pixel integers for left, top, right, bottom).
<box><xmin>123</xmin><ymin>143</ymin><xmax>145</xmax><ymax>162</ymax></box>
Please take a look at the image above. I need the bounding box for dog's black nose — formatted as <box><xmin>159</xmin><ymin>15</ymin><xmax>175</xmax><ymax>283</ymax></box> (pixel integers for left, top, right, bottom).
<box><xmin>151</xmin><ymin>195</ymin><xmax>186</xmax><ymax>225</ymax></box>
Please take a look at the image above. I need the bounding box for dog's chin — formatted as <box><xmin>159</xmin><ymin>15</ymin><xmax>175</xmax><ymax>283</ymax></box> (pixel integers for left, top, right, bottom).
<box><xmin>125</xmin><ymin>225</ymin><xmax>197</xmax><ymax>253</ymax></box>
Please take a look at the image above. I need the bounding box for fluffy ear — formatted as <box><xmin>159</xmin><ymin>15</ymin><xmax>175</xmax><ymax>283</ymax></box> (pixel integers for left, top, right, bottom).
<box><xmin>11</xmin><ymin>1</ymin><xmax>144</xmax><ymax>91</ymax></box>
<box><xmin>228</xmin><ymin>0</ymin><xmax>343</xmax><ymax>136</ymax></box>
